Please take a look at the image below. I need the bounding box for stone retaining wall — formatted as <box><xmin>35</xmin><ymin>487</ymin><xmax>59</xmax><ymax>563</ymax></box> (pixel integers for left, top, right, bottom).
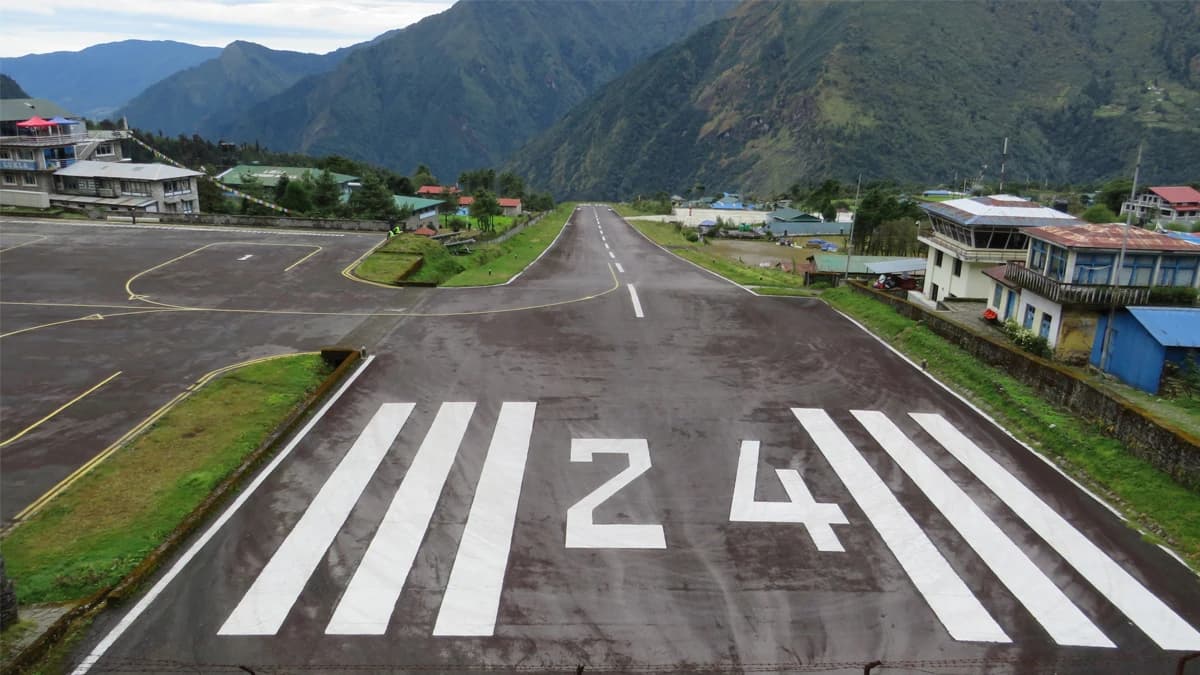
<box><xmin>847</xmin><ymin>282</ymin><xmax>1200</xmax><ymax>491</ymax></box>
<box><xmin>156</xmin><ymin>212</ymin><xmax>391</xmax><ymax>232</ymax></box>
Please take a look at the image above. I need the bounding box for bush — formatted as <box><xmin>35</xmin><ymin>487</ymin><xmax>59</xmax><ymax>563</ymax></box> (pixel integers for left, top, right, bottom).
<box><xmin>809</xmin><ymin>281</ymin><xmax>833</xmax><ymax>290</ymax></box>
<box><xmin>684</xmin><ymin>231</ymin><xmax>699</xmax><ymax>242</ymax></box>
<box><xmin>1149</xmin><ymin>286</ymin><xmax>1199</xmax><ymax>306</ymax></box>
<box><xmin>1000</xmin><ymin>319</ymin><xmax>1052</xmax><ymax>358</ymax></box>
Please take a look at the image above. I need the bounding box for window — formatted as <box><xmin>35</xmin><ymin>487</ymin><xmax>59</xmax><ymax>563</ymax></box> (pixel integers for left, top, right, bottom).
<box><xmin>182</xmin><ymin>200</ymin><xmax>195</xmax><ymax>214</ymax></box>
<box><xmin>1029</xmin><ymin>240</ymin><xmax>1048</xmax><ymax>273</ymax></box>
<box><xmin>1156</xmin><ymin>256</ymin><xmax>1198</xmax><ymax>288</ymax></box>
<box><xmin>1039</xmin><ymin>313</ymin><xmax>1052</xmax><ymax>340</ymax></box>
<box><xmin>952</xmin><ymin>258</ymin><xmax>962</xmax><ymax>277</ymax></box>
<box><xmin>1073</xmin><ymin>253</ymin><xmax>1114</xmax><ymax>285</ymax></box>
<box><xmin>121</xmin><ymin>180</ymin><xmax>150</xmax><ymax>196</ymax></box>
<box><xmin>0</xmin><ymin>150</ymin><xmax>10</xmax><ymax>160</ymax></box>
<box><xmin>17</xmin><ymin>149</ymin><xmax>33</xmax><ymax>160</ymax></box>
<box><xmin>1023</xmin><ymin>305</ymin><xmax>1036</xmax><ymax>330</ymax></box>
<box><xmin>95</xmin><ymin>143</ymin><xmax>114</xmax><ymax>156</ymax></box>
<box><xmin>22</xmin><ymin>173</ymin><xmax>37</xmax><ymax>185</ymax></box>
<box><xmin>1048</xmin><ymin>246</ymin><xmax>1067</xmax><ymax>280</ymax></box>
<box><xmin>934</xmin><ymin>250</ymin><xmax>944</xmax><ymax>267</ymax></box>
<box><xmin>1119</xmin><ymin>254</ymin><xmax>1156</xmax><ymax>286</ymax></box>
<box><xmin>2</xmin><ymin>173</ymin><xmax>15</xmax><ymax>185</ymax></box>
<box><xmin>163</xmin><ymin>179</ymin><xmax>192</xmax><ymax>195</ymax></box>
<box><xmin>992</xmin><ymin>283</ymin><xmax>1003</xmax><ymax>308</ymax></box>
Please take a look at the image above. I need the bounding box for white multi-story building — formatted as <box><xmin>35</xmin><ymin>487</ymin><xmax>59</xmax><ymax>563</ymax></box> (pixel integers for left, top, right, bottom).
<box><xmin>917</xmin><ymin>194</ymin><xmax>1083</xmax><ymax>302</ymax></box>
<box><xmin>1121</xmin><ymin>186</ymin><xmax>1200</xmax><ymax>227</ymax></box>
<box><xmin>988</xmin><ymin>223</ymin><xmax>1200</xmax><ymax>362</ymax></box>
<box><xmin>51</xmin><ymin>160</ymin><xmax>202</xmax><ymax>213</ymax></box>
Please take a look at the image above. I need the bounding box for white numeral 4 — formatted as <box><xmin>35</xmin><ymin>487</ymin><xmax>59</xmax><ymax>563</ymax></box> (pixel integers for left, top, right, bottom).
<box><xmin>730</xmin><ymin>440</ymin><xmax>848</xmax><ymax>551</ymax></box>
<box><xmin>566</xmin><ymin>439</ymin><xmax>666</xmax><ymax>549</ymax></box>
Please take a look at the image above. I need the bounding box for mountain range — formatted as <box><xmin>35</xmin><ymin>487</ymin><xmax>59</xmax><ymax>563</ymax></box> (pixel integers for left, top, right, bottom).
<box><xmin>0</xmin><ymin>40</ymin><xmax>221</xmax><ymax>118</ymax></box>
<box><xmin>508</xmin><ymin>0</ymin><xmax>1200</xmax><ymax>198</ymax></box>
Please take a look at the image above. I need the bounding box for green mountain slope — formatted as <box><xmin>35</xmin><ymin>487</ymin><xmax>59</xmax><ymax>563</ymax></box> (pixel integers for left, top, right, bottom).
<box><xmin>0</xmin><ymin>74</ymin><xmax>29</xmax><ymax>98</ymax></box>
<box><xmin>223</xmin><ymin>0</ymin><xmax>734</xmax><ymax>179</ymax></box>
<box><xmin>508</xmin><ymin>1</ymin><xmax>1200</xmax><ymax>198</ymax></box>
<box><xmin>0</xmin><ymin>40</ymin><xmax>221</xmax><ymax>118</ymax></box>
<box><xmin>117</xmin><ymin>41</ymin><xmax>349</xmax><ymax>138</ymax></box>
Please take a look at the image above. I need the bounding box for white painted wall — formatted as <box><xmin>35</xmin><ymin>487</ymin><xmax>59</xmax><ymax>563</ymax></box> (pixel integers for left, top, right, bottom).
<box><xmin>1017</xmin><ymin>290</ymin><xmax>1064</xmax><ymax>346</ymax></box>
<box><xmin>0</xmin><ymin>188</ymin><xmax>49</xmax><ymax>208</ymax></box>
<box><xmin>669</xmin><ymin>207</ymin><xmax>771</xmax><ymax>227</ymax></box>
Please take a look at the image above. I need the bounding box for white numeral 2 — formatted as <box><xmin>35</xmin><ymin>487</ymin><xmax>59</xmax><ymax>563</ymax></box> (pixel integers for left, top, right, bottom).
<box><xmin>730</xmin><ymin>440</ymin><xmax>848</xmax><ymax>551</ymax></box>
<box><xmin>566</xmin><ymin>439</ymin><xmax>666</xmax><ymax>549</ymax></box>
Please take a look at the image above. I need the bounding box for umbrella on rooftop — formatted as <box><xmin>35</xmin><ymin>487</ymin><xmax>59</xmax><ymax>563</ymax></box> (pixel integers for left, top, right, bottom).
<box><xmin>48</xmin><ymin>116</ymin><xmax>80</xmax><ymax>125</ymax></box>
<box><xmin>16</xmin><ymin>116</ymin><xmax>54</xmax><ymax>127</ymax></box>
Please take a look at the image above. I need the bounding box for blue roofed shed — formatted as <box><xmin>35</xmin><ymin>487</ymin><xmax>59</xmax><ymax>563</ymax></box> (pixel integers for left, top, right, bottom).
<box><xmin>1090</xmin><ymin>307</ymin><xmax>1200</xmax><ymax>393</ymax></box>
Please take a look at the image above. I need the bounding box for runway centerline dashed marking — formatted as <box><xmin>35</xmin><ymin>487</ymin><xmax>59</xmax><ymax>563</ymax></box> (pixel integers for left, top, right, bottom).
<box><xmin>615</xmin><ymin>263</ymin><xmax>625</xmax><ymax>274</ymax></box>
<box><xmin>608</xmin><ymin>251</ymin><xmax>616</xmax><ymax>259</ymax></box>
<box><xmin>628</xmin><ymin>284</ymin><xmax>645</xmax><ymax>318</ymax></box>
<box><xmin>237</xmin><ymin>254</ymin><xmax>254</xmax><ymax>261</ymax></box>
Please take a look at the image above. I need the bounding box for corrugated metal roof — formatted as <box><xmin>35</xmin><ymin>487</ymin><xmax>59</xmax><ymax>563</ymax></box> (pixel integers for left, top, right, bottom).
<box><xmin>217</xmin><ymin>165</ymin><xmax>356</xmax><ymax>187</ymax></box>
<box><xmin>393</xmin><ymin>195</ymin><xmax>443</xmax><ymax>210</ymax></box>
<box><xmin>55</xmin><ymin>160</ymin><xmax>201</xmax><ymax>180</ymax></box>
<box><xmin>0</xmin><ymin>98</ymin><xmax>76</xmax><ymax>122</ymax></box>
<box><xmin>812</xmin><ymin>254</ymin><xmax>914</xmax><ymax>275</ymax></box>
<box><xmin>921</xmin><ymin>194</ymin><xmax>1081</xmax><ymax>228</ymax></box>
<box><xmin>1148</xmin><ymin>186</ymin><xmax>1200</xmax><ymax>205</ymax></box>
<box><xmin>1126</xmin><ymin>307</ymin><xmax>1200</xmax><ymax>348</ymax></box>
<box><xmin>864</xmin><ymin>258</ymin><xmax>927</xmax><ymax>274</ymax></box>
<box><xmin>1028</xmin><ymin>223</ymin><xmax>1200</xmax><ymax>252</ymax></box>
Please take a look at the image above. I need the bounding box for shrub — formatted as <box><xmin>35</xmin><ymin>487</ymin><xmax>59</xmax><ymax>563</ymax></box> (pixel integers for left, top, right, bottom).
<box><xmin>1000</xmin><ymin>319</ymin><xmax>1052</xmax><ymax>358</ymax></box>
<box><xmin>1149</xmin><ymin>285</ymin><xmax>1199</xmax><ymax>306</ymax></box>
<box><xmin>809</xmin><ymin>281</ymin><xmax>833</xmax><ymax>290</ymax></box>
<box><xmin>684</xmin><ymin>231</ymin><xmax>699</xmax><ymax>242</ymax></box>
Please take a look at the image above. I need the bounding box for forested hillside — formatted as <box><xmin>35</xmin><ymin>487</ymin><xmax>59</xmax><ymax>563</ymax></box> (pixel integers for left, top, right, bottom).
<box><xmin>508</xmin><ymin>1</ymin><xmax>1200</xmax><ymax>198</ymax></box>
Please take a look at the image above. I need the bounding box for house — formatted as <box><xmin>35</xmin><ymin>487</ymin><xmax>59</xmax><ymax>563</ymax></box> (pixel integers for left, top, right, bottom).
<box><xmin>805</xmin><ymin>254</ymin><xmax>921</xmax><ymax>285</ymax></box>
<box><xmin>710</xmin><ymin>192</ymin><xmax>755</xmax><ymax>210</ymax></box>
<box><xmin>498</xmin><ymin>197</ymin><xmax>522</xmax><ymax>216</ymax></box>
<box><xmin>918</xmin><ymin>194</ymin><xmax>1082</xmax><ymax>302</ymax></box>
<box><xmin>1089</xmin><ymin>307</ymin><xmax>1200</xmax><ymax>394</ymax></box>
<box><xmin>51</xmin><ymin>160</ymin><xmax>202</xmax><ymax>213</ymax></box>
<box><xmin>416</xmin><ymin>184</ymin><xmax>460</xmax><ymax>197</ymax></box>
<box><xmin>393</xmin><ymin>195</ymin><xmax>443</xmax><ymax>230</ymax></box>
<box><xmin>763</xmin><ymin>207</ymin><xmax>844</xmax><ymax>237</ymax></box>
<box><xmin>1</xmin><ymin>97</ymin><xmax>127</xmax><ymax>208</ymax></box>
<box><xmin>1121</xmin><ymin>186</ymin><xmax>1200</xmax><ymax>227</ymax></box>
<box><xmin>988</xmin><ymin>222</ymin><xmax>1200</xmax><ymax>361</ymax></box>
<box><xmin>217</xmin><ymin>165</ymin><xmax>357</xmax><ymax>200</ymax></box>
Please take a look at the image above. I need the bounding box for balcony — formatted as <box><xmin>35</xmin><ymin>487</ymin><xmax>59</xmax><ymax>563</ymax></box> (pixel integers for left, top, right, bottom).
<box><xmin>1005</xmin><ymin>262</ymin><xmax>1151</xmax><ymax>307</ymax></box>
<box><xmin>917</xmin><ymin>232</ymin><xmax>1025</xmax><ymax>263</ymax></box>
<box><xmin>0</xmin><ymin>130</ymin><xmax>90</xmax><ymax>147</ymax></box>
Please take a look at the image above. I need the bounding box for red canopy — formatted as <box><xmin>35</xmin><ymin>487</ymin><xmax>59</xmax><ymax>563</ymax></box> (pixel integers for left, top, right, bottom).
<box><xmin>16</xmin><ymin>116</ymin><xmax>54</xmax><ymax>128</ymax></box>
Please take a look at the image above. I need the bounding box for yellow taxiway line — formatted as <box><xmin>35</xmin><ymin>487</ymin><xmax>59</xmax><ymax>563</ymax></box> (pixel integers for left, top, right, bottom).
<box><xmin>0</xmin><ymin>371</ymin><xmax>122</xmax><ymax>449</ymax></box>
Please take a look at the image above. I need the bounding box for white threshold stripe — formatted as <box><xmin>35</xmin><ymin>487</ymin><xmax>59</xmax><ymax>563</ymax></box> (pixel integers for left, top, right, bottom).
<box><xmin>792</xmin><ymin>408</ymin><xmax>1010</xmax><ymax>643</ymax></box>
<box><xmin>911</xmin><ymin>413</ymin><xmax>1200</xmax><ymax>650</ymax></box>
<box><xmin>432</xmin><ymin>402</ymin><xmax>537</xmax><ymax>636</ymax></box>
<box><xmin>627</xmin><ymin>284</ymin><xmax>645</xmax><ymax>318</ymax></box>
<box><xmin>853</xmin><ymin>411</ymin><xmax>1113</xmax><ymax>647</ymax></box>
<box><xmin>70</xmin><ymin>356</ymin><xmax>376</xmax><ymax>675</ymax></box>
<box><xmin>615</xmin><ymin>263</ymin><xmax>625</xmax><ymax>274</ymax></box>
<box><xmin>325</xmin><ymin>402</ymin><xmax>476</xmax><ymax>635</ymax></box>
<box><xmin>218</xmin><ymin>402</ymin><xmax>414</xmax><ymax>636</ymax></box>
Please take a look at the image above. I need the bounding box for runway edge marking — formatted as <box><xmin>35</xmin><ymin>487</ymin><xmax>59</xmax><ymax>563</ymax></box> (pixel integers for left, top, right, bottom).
<box><xmin>69</xmin><ymin>355</ymin><xmax>376</xmax><ymax>675</ymax></box>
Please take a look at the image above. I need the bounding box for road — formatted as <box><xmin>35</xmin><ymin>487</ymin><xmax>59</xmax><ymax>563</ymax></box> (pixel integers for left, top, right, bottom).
<box><xmin>4</xmin><ymin>208</ymin><xmax>1199</xmax><ymax>673</ymax></box>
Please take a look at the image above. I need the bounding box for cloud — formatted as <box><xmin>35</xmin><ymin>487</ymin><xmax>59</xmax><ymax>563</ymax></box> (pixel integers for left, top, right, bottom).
<box><xmin>0</xmin><ymin>0</ymin><xmax>453</xmax><ymax>56</ymax></box>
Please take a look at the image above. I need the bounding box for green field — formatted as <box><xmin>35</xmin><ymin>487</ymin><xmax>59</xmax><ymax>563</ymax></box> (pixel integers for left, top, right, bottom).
<box><xmin>628</xmin><ymin>219</ymin><xmax>806</xmax><ymax>289</ymax></box>
<box><xmin>1</xmin><ymin>354</ymin><xmax>332</xmax><ymax>604</ymax></box>
<box><xmin>822</xmin><ymin>286</ymin><xmax>1200</xmax><ymax>570</ymax></box>
<box><xmin>440</xmin><ymin>203</ymin><xmax>576</xmax><ymax>286</ymax></box>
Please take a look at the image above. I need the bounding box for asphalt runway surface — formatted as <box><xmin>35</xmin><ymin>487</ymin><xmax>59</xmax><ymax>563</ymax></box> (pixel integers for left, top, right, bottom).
<box><xmin>4</xmin><ymin>209</ymin><xmax>1200</xmax><ymax>673</ymax></box>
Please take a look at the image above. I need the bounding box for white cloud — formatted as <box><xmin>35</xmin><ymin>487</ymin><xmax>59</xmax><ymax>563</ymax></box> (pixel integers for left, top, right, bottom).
<box><xmin>0</xmin><ymin>0</ymin><xmax>453</xmax><ymax>56</ymax></box>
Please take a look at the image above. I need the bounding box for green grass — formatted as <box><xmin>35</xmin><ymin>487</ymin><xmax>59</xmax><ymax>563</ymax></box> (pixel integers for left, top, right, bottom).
<box><xmin>612</xmin><ymin>203</ymin><xmax>667</xmax><ymax>218</ymax></box>
<box><xmin>628</xmin><ymin>220</ymin><xmax>806</xmax><ymax>289</ymax></box>
<box><xmin>440</xmin><ymin>203</ymin><xmax>576</xmax><ymax>287</ymax></box>
<box><xmin>354</xmin><ymin>250</ymin><xmax>422</xmax><ymax>284</ymax></box>
<box><xmin>752</xmin><ymin>286</ymin><xmax>823</xmax><ymax>297</ymax></box>
<box><xmin>822</xmin><ymin>286</ymin><xmax>1200</xmax><ymax>570</ymax></box>
<box><xmin>0</xmin><ymin>206</ymin><xmax>88</xmax><ymax>220</ymax></box>
<box><xmin>0</xmin><ymin>354</ymin><xmax>332</xmax><ymax>604</ymax></box>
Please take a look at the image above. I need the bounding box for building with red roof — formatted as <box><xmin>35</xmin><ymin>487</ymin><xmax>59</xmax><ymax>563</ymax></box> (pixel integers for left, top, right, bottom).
<box><xmin>498</xmin><ymin>197</ymin><xmax>522</xmax><ymax>216</ymax></box>
<box><xmin>988</xmin><ymin>222</ymin><xmax>1200</xmax><ymax>362</ymax></box>
<box><xmin>416</xmin><ymin>184</ymin><xmax>459</xmax><ymax>196</ymax></box>
<box><xmin>1121</xmin><ymin>186</ymin><xmax>1200</xmax><ymax>226</ymax></box>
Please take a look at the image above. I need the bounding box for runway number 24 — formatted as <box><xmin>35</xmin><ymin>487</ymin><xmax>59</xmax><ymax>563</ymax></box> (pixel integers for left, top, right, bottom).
<box><xmin>565</xmin><ymin>437</ymin><xmax>846</xmax><ymax>551</ymax></box>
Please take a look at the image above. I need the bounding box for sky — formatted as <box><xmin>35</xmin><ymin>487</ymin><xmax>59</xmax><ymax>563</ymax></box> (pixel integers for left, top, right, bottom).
<box><xmin>0</xmin><ymin>0</ymin><xmax>455</xmax><ymax>57</ymax></box>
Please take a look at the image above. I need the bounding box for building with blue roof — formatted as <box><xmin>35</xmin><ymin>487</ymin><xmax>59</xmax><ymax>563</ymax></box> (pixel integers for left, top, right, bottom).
<box><xmin>1090</xmin><ymin>307</ymin><xmax>1200</xmax><ymax>393</ymax></box>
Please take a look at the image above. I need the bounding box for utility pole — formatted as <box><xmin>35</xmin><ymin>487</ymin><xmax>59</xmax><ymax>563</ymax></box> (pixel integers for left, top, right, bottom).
<box><xmin>998</xmin><ymin>137</ymin><xmax>1009</xmax><ymax>193</ymax></box>
<box><xmin>1099</xmin><ymin>142</ymin><xmax>1142</xmax><ymax>371</ymax></box>
<box><xmin>844</xmin><ymin>173</ymin><xmax>862</xmax><ymax>284</ymax></box>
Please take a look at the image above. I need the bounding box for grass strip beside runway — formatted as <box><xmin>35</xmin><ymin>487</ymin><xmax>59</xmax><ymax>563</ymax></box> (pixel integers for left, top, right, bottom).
<box><xmin>440</xmin><ymin>202</ymin><xmax>577</xmax><ymax>287</ymax></box>
<box><xmin>822</xmin><ymin>286</ymin><xmax>1200</xmax><ymax>571</ymax></box>
<box><xmin>0</xmin><ymin>354</ymin><xmax>332</xmax><ymax>604</ymax></box>
<box><xmin>629</xmin><ymin>220</ymin><xmax>806</xmax><ymax>289</ymax></box>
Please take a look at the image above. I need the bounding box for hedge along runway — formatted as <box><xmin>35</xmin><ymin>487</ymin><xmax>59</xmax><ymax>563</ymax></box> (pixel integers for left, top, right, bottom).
<box><xmin>46</xmin><ymin>207</ymin><xmax>1200</xmax><ymax>674</ymax></box>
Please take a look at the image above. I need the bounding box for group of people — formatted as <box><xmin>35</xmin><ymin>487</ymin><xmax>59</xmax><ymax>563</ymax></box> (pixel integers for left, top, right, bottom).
<box><xmin>386</xmin><ymin>223</ymin><xmax>403</xmax><ymax>238</ymax></box>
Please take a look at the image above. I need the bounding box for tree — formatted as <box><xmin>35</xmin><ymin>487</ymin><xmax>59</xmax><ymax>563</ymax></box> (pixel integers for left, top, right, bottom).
<box><xmin>311</xmin><ymin>169</ymin><xmax>341</xmax><ymax>215</ymax></box>
<box><xmin>273</xmin><ymin>174</ymin><xmax>290</xmax><ymax>204</ymax></box>
<box><xmin>821</xmin><ymin>202</ymin><xmax>837</xmax><ymax>222</ymax></box>
<box><xmin>1080</xmin><ymin>204</ymin><xmax>1119</xmax><ymax>223</ymax></box>
<box><xmin>197</xmin><ymin>177</ymin><xmax>231</xmax><ymax>213</ymax></box>
<box><xmin>348</xmin><ymin>173</ymin><xmax>398</xmax><ymax>220</ymax></box>
<box><xmin>1098</xmin><ymin>178</ymin><xmax>1133</xmax><ymax>215</ymax></box>
<box><xmin>525</xmin><ymin>191</ymin><xmax>554</xmax><ymax>212</ymax></box>
<box><xmin>412</xmin><ymin>164</ymin><xmax>438</xmax><ymax>188</ymax></box>
<box><xmin>497</xmin><ymin>171</ymin><xmax>525</xmax><ymax>198</ymax></box>
<box><xmin>469</xmin><ymin>190</ymin><xmax>501</xmax><ymax>232</ymax></box>
<box><xmin>279</xmin><ymin>180</ymin><xmax>313</xmax><ymax>213</ymax></box>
